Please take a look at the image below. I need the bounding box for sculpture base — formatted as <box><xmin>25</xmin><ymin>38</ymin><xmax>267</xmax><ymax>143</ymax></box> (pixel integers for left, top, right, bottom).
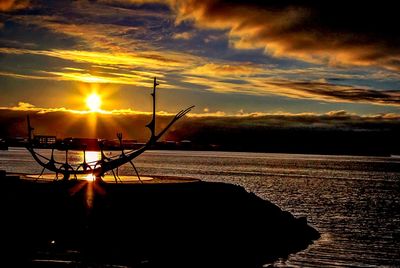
<box><xmin>23</xmin><ymin>174</ymin><xmax>197</xmax><ymax>183</ymax></box>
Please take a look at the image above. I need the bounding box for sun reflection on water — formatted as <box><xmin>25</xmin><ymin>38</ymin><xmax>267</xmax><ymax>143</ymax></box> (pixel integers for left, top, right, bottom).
<box><xmin>85</xmin><ymin>173</ymin><xmax>96</xmax><ymax>182</ymax></box>
<box><xmin>82</xmin><ymin>151</ymin><xmax>101</xmax><ymax>181</ymax></box>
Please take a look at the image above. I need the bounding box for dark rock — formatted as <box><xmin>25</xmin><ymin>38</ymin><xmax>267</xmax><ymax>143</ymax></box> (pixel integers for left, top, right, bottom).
<box><xmin>0</xmin><ymin>177</ymin><xmax>319</xmax><ymax>267</ymax></box>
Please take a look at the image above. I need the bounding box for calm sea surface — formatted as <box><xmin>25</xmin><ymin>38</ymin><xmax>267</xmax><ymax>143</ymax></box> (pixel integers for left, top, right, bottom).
<box><xmin>1</xmin><ymin>148</ymin><xmax>400</xmax><ymax>267</ymax></box>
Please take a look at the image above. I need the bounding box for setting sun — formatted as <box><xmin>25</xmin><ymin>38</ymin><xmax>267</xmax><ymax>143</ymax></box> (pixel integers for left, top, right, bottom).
<box><xmin>86</xmin><ymin>93</ymin><xmax>102</xmax><ymax>112</ymax></box>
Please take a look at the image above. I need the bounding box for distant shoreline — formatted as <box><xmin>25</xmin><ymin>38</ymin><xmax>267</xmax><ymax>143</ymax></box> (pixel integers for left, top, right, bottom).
<box><xmin>1</xmin><ymin>145</ymin><xmax>396</xmax><ymax>158</ymax></box>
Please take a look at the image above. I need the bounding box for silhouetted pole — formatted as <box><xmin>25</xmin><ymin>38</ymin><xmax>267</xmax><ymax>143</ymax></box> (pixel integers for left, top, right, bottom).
<box><xmin>146</xmin><ymin>77</ymin><xmax>159</xmax><ymax>142</ymax></box>
<box><xmin>27</xmin><ymin>115</ymin><xmax>34</xmax><ymax>141</ymax></box>
<box><xmin>152</xmin><ymin>77</ymin><xmax>159</xmax><ymax>126</ymax></box>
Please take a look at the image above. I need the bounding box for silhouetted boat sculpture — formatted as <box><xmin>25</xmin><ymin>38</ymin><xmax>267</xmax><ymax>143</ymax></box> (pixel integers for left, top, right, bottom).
<box><xmin>25</xmin><ymin>77</ymin><xmax>194</xmax><ymax>181</ymax></box>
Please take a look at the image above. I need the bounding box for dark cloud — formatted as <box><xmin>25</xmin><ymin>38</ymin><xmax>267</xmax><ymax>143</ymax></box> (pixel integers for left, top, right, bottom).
<box><xmin>1</xmin><ymin>108</ymin><xmax>399</xmax><ymax>138</ymax></box>
<box><xmin>264</xmin><ymin>80</ymin><xmax>400</xmax><ymax>106</ymax></box>
<box><xmin>166</xmin><ymin>111</ymin><xmax>400</xmax><ymax>155</ymax></box>
<box><xmin>1</xmin><ymin>108</ymin><xmax>399</xmax><ymax>154</ymax></box>
<box><xmin>155</xmin><ymin>0</ymin><xmax>400</xmax><ymax>70</ymax></box>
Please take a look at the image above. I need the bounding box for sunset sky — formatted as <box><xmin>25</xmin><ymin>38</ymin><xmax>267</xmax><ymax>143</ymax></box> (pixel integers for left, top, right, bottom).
<box><xmin>1</xmin><ymin>0</ymin><xmax>400</xmax><ymax>117</ymax></box>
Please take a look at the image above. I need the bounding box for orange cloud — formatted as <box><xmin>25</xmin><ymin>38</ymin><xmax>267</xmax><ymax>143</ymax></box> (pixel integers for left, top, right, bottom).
<box><xmin>4</xmin><ymin>102</ymin><xmax>400</xmax><ymax>120</ymax></box>
<box><xmin>2</xmin><ymin>45</ymin><xmax>398</xmax><ymax>107</ymax></box>
<box><xmin>172</xmin><ymin>32</ymin><xmax>193</xmax><ymax>40</ymax></box>
<box><xmin>182</xmin><ymin>75</ymin><xmax>400</xmax><ymax>106</ymax></box>
<box><xmin>0</xmin><ymin>47</ymin><xmax>197</xmax><ymax>86</ymax></box>
<box><xmin>0</xmin><ymin>102</ymin><xmax>182</xmax><ymax>116</ymax></box>
<box><xmin>0</xmin><ymin>0</ymin><xmax>29</xmax><ymax>11</ymax></box>
<box><xmin>185</xmin><ymin>62</ymin><xmax>265</xmax><ymax>76</ymax></box>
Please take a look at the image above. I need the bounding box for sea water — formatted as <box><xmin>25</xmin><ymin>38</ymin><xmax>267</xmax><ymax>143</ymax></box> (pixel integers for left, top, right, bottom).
<box><xmin>1</xmin><ymin>148</ymin><xmax>399</xmax><ymax>267</ymax></box>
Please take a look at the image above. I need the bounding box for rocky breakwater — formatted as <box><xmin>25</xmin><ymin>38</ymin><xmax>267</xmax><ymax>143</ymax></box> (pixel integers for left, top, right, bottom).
<box><xmin>0</xmin><ymin>172</ymin><xmax>319</xmax><ymax>267</ymax></box>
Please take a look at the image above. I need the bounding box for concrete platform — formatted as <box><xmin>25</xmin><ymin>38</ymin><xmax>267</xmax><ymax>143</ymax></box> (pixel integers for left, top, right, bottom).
<box><xmin>21</xmin><ymin>173</ymin><xmax>200</xmax><ymax>184</ymax></box>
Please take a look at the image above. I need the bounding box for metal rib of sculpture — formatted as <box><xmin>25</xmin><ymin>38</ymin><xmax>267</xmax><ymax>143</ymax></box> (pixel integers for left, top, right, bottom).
<box><xmin>26</xmin><ymin>77</ymin><xmax>194</xmax><ymax>182</ymax></box>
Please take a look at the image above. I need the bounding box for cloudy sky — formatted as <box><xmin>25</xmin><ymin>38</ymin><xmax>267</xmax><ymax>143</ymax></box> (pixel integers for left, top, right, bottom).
<box><xmin>1</xmin><ymin>0</ymin><xmax>400</xmax><ymax>117</ymax></box>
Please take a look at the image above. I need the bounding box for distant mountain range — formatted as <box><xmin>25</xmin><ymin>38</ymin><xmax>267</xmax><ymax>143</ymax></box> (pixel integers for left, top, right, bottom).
<box><xmin>1</xmin><ymin>110</ymin><xmax>399</xmax><ymax>156</ymax></box>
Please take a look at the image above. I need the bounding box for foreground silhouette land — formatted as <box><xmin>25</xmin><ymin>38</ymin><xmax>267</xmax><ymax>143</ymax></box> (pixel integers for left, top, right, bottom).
<box><xmin>0</xmin><ymin>172</ymin><xmax>319</xmax><ymax>267</ymax></box>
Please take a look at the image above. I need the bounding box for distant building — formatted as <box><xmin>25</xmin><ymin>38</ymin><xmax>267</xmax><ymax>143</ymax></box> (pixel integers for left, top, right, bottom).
<box><xmin>102</xmin><ymin>139</ymin><xmax>119</xmax><ymax>149</ymax></box>
<box><xmin>62</xmin><ymin>137</ymin><xmax>102</xmax><ymax>151</ymax></box>
<box><xmin>121</xmin><ymin>139</ymin><xmax>141</xmax><ymax>149</ymax></box>
<box><xmin>58</xmin><ymin>138</ymin><xmax>143</xmax><ymax>151</ymax></box>
<box><xmin>8</xmin><ymin>137</ymin><xmax>28</xmax><ymax>146</ymax></box>
<box><xmin>178</xmin><ymin>140</ymin><xmax>192</xmax><ymax>149</ymax></box>
<box><xmin>0</xmin><ymin>138</ymin><xmax>8</xmax><ymax>150</ymax></box>
<box><xmin>153</xmin><ymin>140</ymin><xmax>177</xmax><ymax>150</ymax></box>
<box><xmin>33</xmin><ymin>135</ymin><xmax>56</xmax><ymax>147</ymax></box>
<box><xmin>122</xmin><ymin>139</ymin><xmax>138</xmax><ymax>146</ymax></box>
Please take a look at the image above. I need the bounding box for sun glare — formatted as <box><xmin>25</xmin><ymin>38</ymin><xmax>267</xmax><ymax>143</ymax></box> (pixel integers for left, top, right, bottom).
<box><xmin>86</xmin><ymin>93</ymin><xmax>101</xmax><ymax>112</ymax></box>
<box><xmin>85</xmin><ymin>173</ymin><xmax>96</xmax><ymax>182</ymax></box>
<box><xmin>83</xmin><ymin>151</ymin><xmax>100</xmax><ymax>182</ymax></box>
